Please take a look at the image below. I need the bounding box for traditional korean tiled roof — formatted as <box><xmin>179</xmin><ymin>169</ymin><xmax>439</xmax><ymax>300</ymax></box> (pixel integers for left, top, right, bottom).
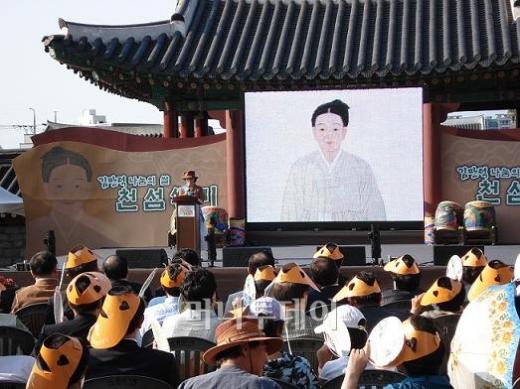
<box><xmin>45</xmin><ymin>121</ymin><xmax>164</xmax><ymax>137</ymax></box>
<box><xmin>43</xmin><ymin>0</ymin><xmax>520</xmax><ymax>101</ymax></box>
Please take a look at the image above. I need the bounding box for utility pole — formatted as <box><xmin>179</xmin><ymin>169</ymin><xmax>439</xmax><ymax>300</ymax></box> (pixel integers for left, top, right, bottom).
<box><xmin>28</xmin><ymin>107</ymin><xmax>36</xmax><ymax>134</ymax></box>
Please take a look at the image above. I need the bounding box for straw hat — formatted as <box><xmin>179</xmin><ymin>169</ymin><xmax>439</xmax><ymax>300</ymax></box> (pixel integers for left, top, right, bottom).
<box><xmin>203</xmin><ymin>318</ymin><xmax>283</xmax><ymax>365</ymax></box>
<box><xmin>160</xmin><ymin>263</ymin><xmax>188</xmax><ymax>288</ymax></box>
<box><xmin>313</xmin><ymin>243</ymin><xmax>344</xmax><ymax>262</ymax></box>
<box><xmin>383</xmin><ymin>255</ymin><xmax>420</xmax><ymax>275</ymax></box>
<box><xmin>467</xmin><ymin>260</ymin><xmax>513</xmax><ymax>301</ymax></box>
<box><xmin>254</xmin><ymin>265</ymin><xmax>277</xmax><ymax>282</ymax></box>
<box><xmin>66</xmin><ymin>271</ymin><xmax>111</xmax><ymax>306</ymax></box>
<box><xmin>88</xmin><ymin>287</ymin><xmax>141</xmax><ymax>349</ymax></box>
<box><xmin>420</xmin><ymin>277</ymin><xmax>463</xmax><ymax>306</ymax></box>
<box><xmin>333</xmin><ymin>273</ymin><xmax>381</xmax><ymax>302</ymax></box>
<box><xmin>65</xmin><ymin>245</ymin><xmax>97</xmax><ymax>269</ymax></box>
<box><xmin>461</xmin><ymin>248</ymin><xmax>487</xmax><ymax>268</ymax></box>
<box><xmin>272</xmin><ymin>263</ymin><xmax>319</xmax><ymax>291</ymax></box>
<box><xmin>182</xmin><ymin>170</ymin><xmax>198</xmax><ymax>180</ymax></box>
<box><xmin>27</xmin><ymin>334</ymin><xmax>84</xmax><ymax>389</ymax></box>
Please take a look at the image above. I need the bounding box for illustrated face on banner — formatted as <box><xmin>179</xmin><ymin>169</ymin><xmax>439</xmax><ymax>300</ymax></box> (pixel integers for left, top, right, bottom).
<box><xmin>41</xmin><ymin>147</ymin><xmax>93</xmax><ymax>214</ymax></box>
<box><xmin>312</xmin><ymin>112</ymin><xmax>347</xmax><ymax>161</ymax></box>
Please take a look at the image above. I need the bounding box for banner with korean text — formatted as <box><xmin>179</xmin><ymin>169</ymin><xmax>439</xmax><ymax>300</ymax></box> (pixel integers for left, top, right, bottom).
<box><xmin>14</xmin><ymin>132</ymin><xmax>227</xmax><ymax>256</ymax></box>
<box><xmin>441</xmin><ymin>127</ymin><xmax>520</xmax><ymax>243</ymax></box>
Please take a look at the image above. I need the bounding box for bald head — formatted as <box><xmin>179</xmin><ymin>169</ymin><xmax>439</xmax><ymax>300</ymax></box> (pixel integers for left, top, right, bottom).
<box><xmin>103</xmin><ymin>255</ymin><xmax>128</xmax><ymax>280</ymax></box>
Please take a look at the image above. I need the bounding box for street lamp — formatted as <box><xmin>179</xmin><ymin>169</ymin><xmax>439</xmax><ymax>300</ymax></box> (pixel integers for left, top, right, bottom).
<box><xmin>28</xmin><ymin>107</ymin><xmax>36</xmax><ymax>134</ymax></box>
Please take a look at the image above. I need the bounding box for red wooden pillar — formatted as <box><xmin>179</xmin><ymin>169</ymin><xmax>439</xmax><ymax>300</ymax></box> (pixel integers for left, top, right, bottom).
<box><xmin>179</xmin><ymin>113</ymin><xmax>195</xmax><ymax>138</ymax></box>
<box><xmin>163</xmin><ymin>100</ymin><xmax>178</xmax><ymax>138</ymax></box>
<box><xmin>194</xmin><ymin>112</ymin><xmax>208</xmax><ymax>138</ymax></box>
<box><xmin>225</xmin><ymin>110</ymin><xmax>245</xmax><ymax>218</ymax></box>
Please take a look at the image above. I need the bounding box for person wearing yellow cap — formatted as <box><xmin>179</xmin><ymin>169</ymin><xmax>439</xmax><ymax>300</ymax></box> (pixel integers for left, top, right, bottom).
<box><xmin>410</xmin><ymin>276</ymin><xmax>466</xmax><ymax>375</ymax></box>
<box><xmin>333</xmin><ymin>272</ymin><xmax>392</xmax><ymax>333</ymax></box>
<box><xmin>267</xmin><ymin>263</ymin><xmax>321</xmax><ymax>340</ymax></box>
<box><xmin>314</xmin><ymin>242</ymin><xmax>345</xmax><ymax>268</ymax></box>
<box><xmin>139</xmin><ymin>263</ymin><xmax>187</xmax><ymax>341</ymax></box>
<box><xmin>341</xmin><ymin>316</ymin><xmax>450</xmax><ymax>389</ymax></box>
<box><xmin>467</xmin><ymin>259</ymin><xmax>513</xmax><ymax>302</ymax></box>
<box><xmin>37</xmin><ymin>272</ymin><xmax>111</xmax><ymax>351</ymax></box>
<box><xmin>461</xmin><ymin>247</ymin><xmax>487</xmax><ymax>285</ymax></box>
<box><xmin>86</xmin><ymin>286</ymin><xmax>179</xmax><ymax>387</ymax></box>
<box><xmin>179</xmin><ymin>318</ymin><xmax>283</xmax><ymax>389</ymax></box>
<box><xmin>254</xmin><ymin>265</ymin><xmax>277</xmax><ymax>298</ymax></box>
<box><xmin>27</xmin><ymin>333</ymin><xmax>89</xmax><ymax>389</ymax></box>
<box><xmin>224</xmin><ymin>250</ymin><xmax>276</xmax><ymax>314</ymax></box>
<box><xmin>381</xmin><ymin>255</ymin><xmax>422</xmax><ymax>317</ymax></box>
<box><xmin>65</xmin><ymin>244</ymin><xmax>99</xmax><ymax>279</ymax></box>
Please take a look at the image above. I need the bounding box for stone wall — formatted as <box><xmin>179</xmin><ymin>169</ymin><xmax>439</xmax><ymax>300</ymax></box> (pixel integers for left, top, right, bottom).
<box><xmin>0</xmin><ymin>216</ymin><xmax>25</xmax><ymax>267</ymax></box>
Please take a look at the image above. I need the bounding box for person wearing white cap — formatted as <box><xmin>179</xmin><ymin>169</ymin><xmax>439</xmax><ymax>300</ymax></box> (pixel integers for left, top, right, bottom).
<box><xmin>314</xmin><ymin>305</ymin><xmax>369</xmax><ymax>382</ymax></box>
<box><xmin>246</xmin><ymin>297</ymin><xmax>319</xmax><ymax>389</ymax></box>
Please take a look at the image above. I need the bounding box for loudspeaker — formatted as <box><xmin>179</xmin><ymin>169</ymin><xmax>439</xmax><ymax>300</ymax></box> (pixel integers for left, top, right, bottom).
<box><xmin>433</xmin><ymin>245</ymin><xmax>485</xmax><ymax>266</ymax></box>
<box><xmin>222</xmin><ymin>246</ymin><xmax>273</xmax><ymax>267</ymax></box>
<box><xmin>115</xmin><ymin>249</ymin><xmax>168</xmax><ymax>269</ymax></box>
<box><xmin>315</xmin><ymin>245</ymin><xmax>367</xmax><ymax>266</ymax></box>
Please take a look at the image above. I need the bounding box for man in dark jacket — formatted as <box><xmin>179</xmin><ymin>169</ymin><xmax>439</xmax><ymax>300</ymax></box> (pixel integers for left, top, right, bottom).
<box><xmin>37</xmin><ymin>271</ymin><xmax>111</xmax><ymax>351</ymax></box>
<box><xmin>86</xmin><ymin>286</ymin><xmax>179</xmax><ymax>387</ymax></box>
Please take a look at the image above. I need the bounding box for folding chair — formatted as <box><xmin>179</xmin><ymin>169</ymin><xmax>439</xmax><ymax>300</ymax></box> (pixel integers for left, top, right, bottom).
<box><xmin>83</xmin><ymin>375</ymin><xmax>173</xmax><ymax>389</ymax></box>
<box><xmin>0</xmin><ymin>326</ymin><xmax>34</xmax><ymax>356</ymax></box>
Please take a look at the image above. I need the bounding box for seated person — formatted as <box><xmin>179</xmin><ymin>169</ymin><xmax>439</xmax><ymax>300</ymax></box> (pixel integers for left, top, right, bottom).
<box><xmin>139</xmin><ymin>263</ymin><xmax>187</xmax><ymax>341</ymax></box>
<box><xmin>37</xmin><ymin>271</ymin><xmax>111</xmax><ymax>351</ymax></box>
<box><xmin>87</xmin><ymin>286</ymin><xmax>179</xmax><ymax>387</ymax></box>
<box><xmin>254</xmin><ymin>265</ymin><xmax>277</xmax><ymax>298</ymax></box>
<box><xmin>461</xmin><ymin>247</ymin><xmax>487</xmax><ymax>287</ymax></box>
<box><xmin>314</xmin><ymin>304</ymin><xmax>368</xmax><ymax>382</ymax></box>
<box><xmin>333</xmin><ymin>272</ymin><xmax>392</xmax><ymax>333</ymax></box>
<box><xmin>174</xmin><ymin>248</ymin><xmax>202</xmax><ymax>267</ymax></box>
<box><xmin>267</xmin><ymin>263</ymin><xmax>322</xmax><ymax>339</ymax></box>
<box><xmin>46</xmin><ymin>245</ymin><xmax>100</xmax><ymax>323</ymax></box>
<box><xmin>27</xmin><ymin>333</ymin><xmax>89</xmax><ymax>389</ymax></box>
<box><xmin>225</xmin><ymin>250</ymin><xmax>276</xmax><ymax>313</ymax></box>
<box><xmin>313</xmin><ymin>243</ymin><xmax>347</xmax><ymax>284</ymax></box>
<box><xmin>102</xmin><ymin>255</ymin><xmax>152</xmax><ymax>302</ymax></box>
<box><xmin>382</xmin><ymin>255</ymin><xmax>422</xmax><ymax>318</ymax></box>
<box><xmin>413</xmin><ymin>276</ymin><xmax>466</xmax><ymax>375</ymax></box>
<box><xmin>342</xmin><ymin>316</ymin><xmax>450</xmax><ymax>389</ymax></box>
<box><xmin>307</xmin><ymin>257</ymin><xmax>341</xmax><ymax>311</ymax></box>
<box><xmin>178</xmin><ymin>318</ymin><xmax>283</xmax><ymax>389</ymax></box>
<box><xmin>467</xmin><ymin>259</ymin><xmax>514</xmax><ymax>302</ymax></box>
<box><xmin>65</xmin><ymin>245</ymin><xmax>99</xmax><ymax>278</ymax></box>
<box><xmin>11</xmin><ymin>251</ymin><xmax>58</xmax><ymax>313</ymax></box>
<box><xmin>162</xmin><ymin>268</ymin><xmax>220</xmax><ymax>341</ymax></box>
<box><xmin>246</xmin><ymin>297</ymin><xmax>319</xmax><ymax>389</ymax></box>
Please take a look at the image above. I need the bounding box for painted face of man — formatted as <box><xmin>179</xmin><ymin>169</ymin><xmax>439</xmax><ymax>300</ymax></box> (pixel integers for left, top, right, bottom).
<box><xmin>44</xmin><ymin>164</ymin><xmax>89</xmax><ymax>204</ymax></box>
<box><xmin>312</xmin><ymin>112</ymin><xmax>347</xmax><ymax>158</ymax></box>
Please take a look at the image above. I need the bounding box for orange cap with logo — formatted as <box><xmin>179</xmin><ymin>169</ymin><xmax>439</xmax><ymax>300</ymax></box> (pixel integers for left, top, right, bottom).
<box><xmin>461</xmin><ymin>248</ymin><xmax>487</xmax><ymax>268</ymax></box>
<box><xmin>27</xmin><ymin>334</ymin><xmax>84</xmax><ymax>389</ymax></box>
<box><xmin>88</xmin><ymin>287</ymin><xmax>141</xmax><ymax>349</ymax></box>
<box><xmin>272</xmin><ymin>263</ymin><xmax>319</xmax><ymax>291</ymax></box>
<box><xmin>390</xmin><ymin>318</ymin><xmax>441</xmax><ymax>367</ymax></box>
<box><xmin>65</xmin><ymin>245</ymin><xmax>97</xmax><ymax>269</ymax></box>
<box><xmin>313</xmin><ymin>243</ymin><xmax>344</xmax><ymax>261</ymax></box>
<box><xmin>254</xmin><ymin>265</ymin><xmax>277</xmax><ymax>282</ymax></box>
<box><xmin>467</xmin><ymin>260</ymin><xmax>513</xmax><ymax>301</ymax></box>
<box><xmin>160</xmin><ymin>263</ymin><xmax>188</xmax><ymax>288</ymax></box>
<box><xmin>66</xmin><ymin>271</ymin><xmax>111</xmax><ymax>306</ymax></box>
<box><xmin>420</xmin><ymin>277</ymin><xmax>463</xmax><ymax>306</ymax></box>
<box><xmin>333</xmin><ymin>272</ymin><xmax>381</xmax><ymax>302</ymax></box>
<box><xmin>383</xmin><ymin>255</ymin><xmax>420</xmax><ymax>275</ymax></box>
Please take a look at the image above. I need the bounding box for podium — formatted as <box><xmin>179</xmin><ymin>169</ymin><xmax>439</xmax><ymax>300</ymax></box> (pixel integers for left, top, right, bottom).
<box><xmin>173</xmin><ymin>195</ymin><xmax>202</xmax><ymax>253</ymax></box>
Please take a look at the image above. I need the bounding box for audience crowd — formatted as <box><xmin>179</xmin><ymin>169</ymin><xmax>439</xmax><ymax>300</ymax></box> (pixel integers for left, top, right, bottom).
<box><xmin>0</xmin><ymin>242</ymin><xmax>518</xmax><ymax>389</ymax></box>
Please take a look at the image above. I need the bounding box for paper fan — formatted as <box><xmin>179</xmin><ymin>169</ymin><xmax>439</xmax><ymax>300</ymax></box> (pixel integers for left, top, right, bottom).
<box><xmin>446</xmin><ymin>255</ymin><xmax>463</xmax><ymax>281</ymax></box>
<box><xmin>368</xmin><ymin>316</ymin><xmax>404</xmax><ymax>368</ymax></box>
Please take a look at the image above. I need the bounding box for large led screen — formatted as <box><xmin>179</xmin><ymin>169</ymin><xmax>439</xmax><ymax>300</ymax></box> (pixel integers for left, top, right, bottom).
<box><xmin>245</xmin><ymin>88</ymin><xmax>424</xmax><ymax>223</ymax></box>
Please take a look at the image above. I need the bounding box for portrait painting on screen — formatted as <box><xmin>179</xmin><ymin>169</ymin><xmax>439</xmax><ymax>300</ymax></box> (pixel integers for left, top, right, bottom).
<box><xmin>245</xmin><ymin>88</ymin><xmax>424</xmax><ymax>223</ymax></box>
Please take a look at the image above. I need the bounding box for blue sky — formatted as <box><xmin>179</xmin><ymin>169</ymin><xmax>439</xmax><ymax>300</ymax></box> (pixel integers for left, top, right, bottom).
<box><xmin>1</xmin><ymin>1</ymin><xmax>173</xmax><ymax>148</ymax></box>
